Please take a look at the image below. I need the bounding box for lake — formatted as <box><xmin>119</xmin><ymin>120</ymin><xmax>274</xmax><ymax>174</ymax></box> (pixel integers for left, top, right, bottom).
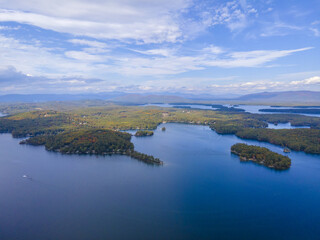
<box><xmin>233</xmin><ymin>105</ymin><xmax>320</xmax><ymax>117</ymax></box>
<box><xmin>0</xmin><ymin>123</ymin><xmax>320</xmax><ymax>240</ymax></box>
<box><xmin>143</xmin><ymin>103</ymin><xmax>217</xmax><ymax>110</ymax></box>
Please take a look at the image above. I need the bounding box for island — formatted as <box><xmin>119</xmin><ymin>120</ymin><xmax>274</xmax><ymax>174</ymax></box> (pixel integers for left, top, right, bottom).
<box><xmin>283</xmin><ymin>148</ymin><xmax>291</xmax><ymax>153</ymax></box>
<box><xmin>231</xmin><ymin>143</ymin><xmax>291</xmax><ymax>170</ymax></box>
<box><xmin>20</xmin><ymin>129</ymin><xmax>163</xmax><ymax>165</ymax></box>
<box><xmin>134</xmin><ymin>130</ymin><xmax>154</xmax><ymax>137</ymax></box>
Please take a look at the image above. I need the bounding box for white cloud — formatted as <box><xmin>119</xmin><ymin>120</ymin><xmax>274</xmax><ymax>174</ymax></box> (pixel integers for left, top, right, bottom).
<box><xmin>290</xmin><ymin>76</ymin><xmax>320</xmax><ymax>85</ymax></box>
<box><xmin>202</xmin><ymin>47</ymin><xmax>312</xmax><ymax>68</ymax></box>
<box><xmin>65</xmin><ymin>51</ymin><xmax>106</xmax><ymax>62</ymax></box>
<box><xmin>0</xmin><ymin>34</ymin><xmax>101</xmax><ymax>77</ymax></box>
<box><xmin>130</xmin><ymin>48</ymin><xmax>174</xmax><ymax>57</ymax></box>
<box><xmin>201</xmin><ymin>77</ymin><xmax>320</xmax><ymax>94</ymax></box>
<box><xmin>0</xmin><ymin>32</ymin><xmax>313</xmax><ymax>79</ymax></box>
<box><xmin>310</xmin><ymin>28</ymin><xmax>320</xmax><ymax>37</ymax></box>
<box><xmin>0</xmin><ymin>25</ymin><xmax>20</xmax><ymax>30</ymax></box>
<box><xmin>0</xmin><ymin>0</ymin><xmax>190</xmax><ymax>43</ymax></box>
<box><xmin>260</xmin><ymin>22</ymin><xmax>304</xmax><ymax>37</ymax></box>
<box><xmin>203</xmin><ymin>45</ymin><xmax>225</xmax><ymax>54</ymax></box>
<box><xmin>201</xmin><ymin>1</ymin><xmax>258</xmax><ymax>32</ymax></box>
<box><xmin>68</xmin><ymin>39</ymin><xmax>108</xmax><ymax>49</ymax></box>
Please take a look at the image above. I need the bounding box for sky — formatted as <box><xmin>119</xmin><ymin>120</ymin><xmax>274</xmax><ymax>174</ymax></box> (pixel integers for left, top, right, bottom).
<box><xmin>0</xmin><ymin>0</ymin><xmax>319</xmax><ymax>95</ymax></box>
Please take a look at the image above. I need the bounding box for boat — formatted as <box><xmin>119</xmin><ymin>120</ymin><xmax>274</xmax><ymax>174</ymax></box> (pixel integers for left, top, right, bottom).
<box><xmin>22</xmin><ymin>175</ymin><xmax>32</xmax><ymax>180</ymax></box>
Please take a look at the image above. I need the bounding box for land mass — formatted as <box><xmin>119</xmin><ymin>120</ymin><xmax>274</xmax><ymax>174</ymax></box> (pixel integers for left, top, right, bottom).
<box><xmin>231</xmin><ymin>143</ymin><xmax>291</xmax><ymax>170</ymax></box>
<box><xmin>0</xmin><ymin>103</ymin><xmax>319</xmax><ymax>161</ymax></box>
<box><xmin>20</xmin><ymin>129</ymin><xmax>163</xmax><ymax>165</ymax></box>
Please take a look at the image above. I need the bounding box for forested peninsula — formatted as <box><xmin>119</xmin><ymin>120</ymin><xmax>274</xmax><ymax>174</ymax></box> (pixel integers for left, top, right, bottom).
<box><xmin>231</xmin><ymin>143</ymin><xmax>291</xmax><ymax>170</ymax></box>
<box><xmin>20</xmin><ymin>129</ymin><xmax>163</xmax><ymax>165</ymax></box>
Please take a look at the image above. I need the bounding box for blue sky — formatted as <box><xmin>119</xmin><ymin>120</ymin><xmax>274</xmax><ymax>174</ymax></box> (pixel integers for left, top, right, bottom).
<box><xmin>0</xmin><ymin>0</ymin><xmax>319</xmax><ymax>95</ymax></box>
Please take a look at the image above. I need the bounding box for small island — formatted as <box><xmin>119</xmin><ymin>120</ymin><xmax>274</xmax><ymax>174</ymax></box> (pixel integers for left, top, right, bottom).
<box><xmin>231</xmin><ymin>143</ymin><xmax>291</xmax><ymax>170</ymax></box>
<box><xmin>283</xmin><ymin>148</ymin><xmax>291</xmax><ymax>153</ymax></box>
<box><xmin>134</xmin><ymin>130</ymin><xmax>154</xmax><ymax>137</ymax></box>
<box><xmin>162</xmin><ymin>127</ymin><xmax>166</xmax><ymax>131</ymax></box>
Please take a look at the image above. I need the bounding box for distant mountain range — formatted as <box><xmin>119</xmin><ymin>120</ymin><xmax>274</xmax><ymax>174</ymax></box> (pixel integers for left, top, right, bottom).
<box><xmin>235</xmin><ymin>91</ymin><xmax>320</xmax><ymax>104</ymax></box>
<box><xmin>0</xmin><ymin>91</ymin><xmax>319</xmax><ymax>105</ymax></box>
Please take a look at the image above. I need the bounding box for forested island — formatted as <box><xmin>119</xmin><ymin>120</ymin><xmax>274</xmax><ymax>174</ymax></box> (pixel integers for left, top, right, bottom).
<box><xmin>134</xmin><ymin>130</ymin><xmax>154</xmax><ymax>137</ymax></box>
<box><xmin>20</xmin><ymin>129</ymin><xmax>163</xmax><ymax>165</ymax></box>
<box><xmin>231</xmin><ymin>143</ymin><xmax>291</xmax><ymax>170</ymax></box>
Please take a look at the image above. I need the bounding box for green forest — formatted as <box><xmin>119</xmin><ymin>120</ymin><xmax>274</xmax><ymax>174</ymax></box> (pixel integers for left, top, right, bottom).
<box><xmin>231</xmin><ymin>143</ymin><xmax>291</xmax><ymax>170</ymax></box>
<box><xmin>0</xmin><ymin>103</ymin><xmax>319</xmax><ymax>160</ymax></box>
<box><xmin>135</xmin><ymin>130</ymin><xmax>154</xmax><ymax>137</ymax></box>
<box><xmin>235</xmin><ymin>128</ymin><xmax>320</xmax><ymax>154</ymax></box>
<box><xmin>21</xmin><ymin>129</ymin><xmax>162</xmax><ymax>165</ymax></box>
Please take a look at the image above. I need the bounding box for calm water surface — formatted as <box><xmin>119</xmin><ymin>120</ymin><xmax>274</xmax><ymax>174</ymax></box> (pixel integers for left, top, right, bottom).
<box><xmin>234</xmin><ymin>105</ymin><xmax>320</xmax><ymax>117</ymax></box>
<box><xmin>143</xmin><ymin>103</ymin><xmax>217</xmax><ymax>110</ymax></box>
<box><xmin>0</xmin><ymin>123</ymin><xmax>320</xmax><ymax>240</ymax></box>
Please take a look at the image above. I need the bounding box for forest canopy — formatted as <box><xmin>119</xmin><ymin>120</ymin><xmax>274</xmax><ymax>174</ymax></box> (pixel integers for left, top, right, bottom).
<box><xmin>231</xmin><ymin>143</ymin><xmax>291</xmax><ymax>170</ymax></box>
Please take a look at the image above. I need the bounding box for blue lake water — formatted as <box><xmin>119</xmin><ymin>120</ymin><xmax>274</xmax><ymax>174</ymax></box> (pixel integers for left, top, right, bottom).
<box><xmin>234</xmin><ymin>105</ymin><xmax>320</xmax><ymax>117</ymax></box>
<box><xmin>143</xmin><ymin>103</ymin><xmax>217</xmax><ymax>110</ymax></box>
<box><xmin>0</xmin><ymin>123</ymin><xmax>320</xmax><ymax>240</ymax></box>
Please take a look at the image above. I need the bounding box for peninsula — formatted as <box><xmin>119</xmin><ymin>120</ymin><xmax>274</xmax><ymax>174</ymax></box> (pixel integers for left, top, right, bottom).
<box><xmin>20</xmin><ymin>129</ymin><xmax>163</xmax><ymax>165</ymax></box>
